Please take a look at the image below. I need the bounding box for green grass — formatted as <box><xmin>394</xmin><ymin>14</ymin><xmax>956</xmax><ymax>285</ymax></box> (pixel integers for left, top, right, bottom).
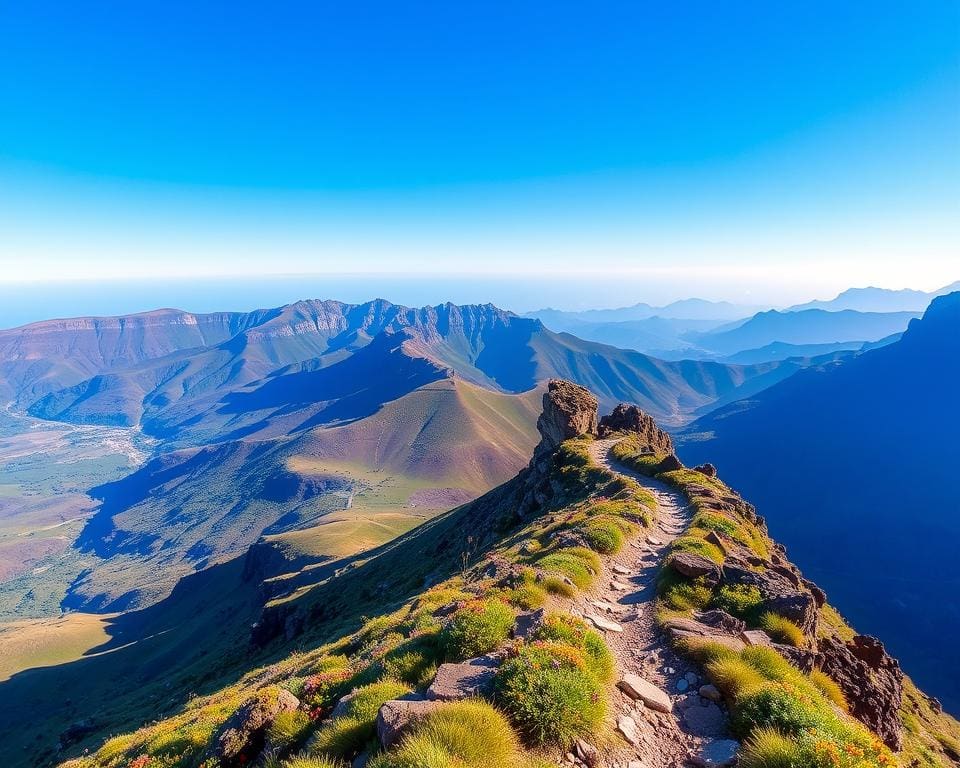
<box><xmin>540</xmin><ymin>574</ymin><xmax>576</xmax><ymax>598</ymax></box>
<box><xmin>532</xmin><ymin>613</ymin><xmax>614</xmax><ymax>683</ymax></box>
<box><xmin>441</xmin><ymin>599</ymin><xmax>516</xmax><ymax>660</ymax></box>
<box><xmin>493</xmin><ymin>641</ymin><xmax>606</xmax><ymax>746</ymax></box>
<box><xmin>283</xmin><ymin>756</ymin><xmax>347</xmax><ymax>768</ymax></box>
<box><xmin>809</xmin><ymin>670</ymin><xmax>848</xmax><ymax>713</ymax></box>
<box><xmin>535</xmin><ymin>546</ymin><xmax>601</xmax><ymax>590</ymax></box>
<box><xmin>712</xmin><ymin>583</ymin><xmax>764</xmax><ymax>621</ymax></box>
<box><xmin>311</xmin><ymin>680</ymin><xmax>411</xmax><ymax>759</ymax></box>
<box><xmin>759</xmin><ymin>612</ymin><xmax>806</xmax><ymax>647</ymax></box>
<box><xmin>368</xmin><ymin>700</ymin><xmax>520</xmax><ymax>768</ymax></box>
<box><xmin>578</xmin><ymin>516</ymin><xmax>628</xmax><ymax>554</ymax></box>
<box><xmin>737</xmin><ymin>727</ymin><xmax>801</xmax><ymax>768</ymax></box>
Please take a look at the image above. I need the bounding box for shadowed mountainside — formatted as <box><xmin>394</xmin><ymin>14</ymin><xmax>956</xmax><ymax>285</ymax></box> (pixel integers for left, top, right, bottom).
<box><xmin>679</xmin><ymin>291</ymin><xmax>960</xmax><ymax>712</ymax></box>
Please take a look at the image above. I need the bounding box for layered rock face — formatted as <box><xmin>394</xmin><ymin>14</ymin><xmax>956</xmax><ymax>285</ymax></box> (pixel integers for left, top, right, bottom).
<box><xmin>818</xmin><ymin>634</ymin><xmax>904</xmax><ymax>749</ymax></box>
<box><xmin>598</xmin><ymin>402</ymin><xmax>675</xmax><ymax>454</ymax></box>
<box><xmin>535</xmin><ymin>379</ymin><xmax>599</xmax><ymax>453</ymax></box>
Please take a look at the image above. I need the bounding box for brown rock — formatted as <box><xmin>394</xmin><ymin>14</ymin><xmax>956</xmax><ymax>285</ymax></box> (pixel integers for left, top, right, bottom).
<box><xmin>535</xmin><ymin>380</ymin><xmax>598</xmax><ymax>454</ymax></box>
<box><xmin>618</xmin><ymin>673</ymin><xmax>673</xmax><ymax>713</ymax></box>
<box><xmin>693</xmin><ymin>463</ymin><xmax>717</xmax><ymax>477</ymax></box>
<box><xmin>425</xmin><ymin>655</ymin><xmax>499</xmax><ymax>701</ymax></box>
<box><xmin>513</xmin><ymin>608</ymin><xmax>545</xmax><ymax>640</ymax></box>
<box><xmin>657</xmin><ymin>454</ymin><xmax>683</xmax><ymax>472</ymax></box>
<box><xmin>598</xmin><ymin>403</ymin><xmax>675</xmax><ymax>454</ymax></box>
<box><xmin>209</xmin><ymin>685</ymin><xmax>299</xmax><ymax>764</ymax></box>
<box><xmin>667</xmin><ymin>552</ymin><xmax>721</xmax><ymax>584</ymax></box>
<box><xmin>376</xmin><ymin>696</ymin><xmax>441</xmax><ymax>748</ymax></box>
<box><xmin>817</xmin><ymin>635</ymin><xmax>903</xmax><ymax>749</ymax></box>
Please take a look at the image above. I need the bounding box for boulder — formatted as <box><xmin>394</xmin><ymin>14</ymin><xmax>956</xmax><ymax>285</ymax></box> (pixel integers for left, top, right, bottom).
<box><xmin>693</xmin><ymin>463</ymin><xmax>717</xmax><ymax>478</ymax></box>
<box><xmin>667</xmin><ymin>552</ymin><xmax>721</xmax><ymax>584</ymax></box>
<box><xmin>704</xmin><ymin>530</ymin><xmax>728</xmax><ymax>555</ymax></box>
<box><xmin>690</xmin><ymin>739</ymin><xmax>739</xmax><ymax>767</ymax></box>
<box><xmin>534</xmin><ymin>380</ymin><xmax>598</xmax><ymax>454</ymax></box>
<box><xmin>657</xmin><ymin>454</ymin><xmax>683</xmax><ymax>472</ymax></box>
<box><xmin>616</xmin><ymin>714</ymin><xmax>639</xmax><ymax>745</ymax></box>
<box><xmin>597</xmin><ymin>403</ymin><xmax>675</xmax><ymax>454</ymax></box>
<box><xmin>587</xmin><ymin>613</ymin><xmax>624</xmax><ymax>633</ymax></box>
<box><xmin>425</xmin><ymin>655</ymin><xmax>499</xmax><ymax>701</ymax></box>
<box><xmin>695</xmin><ymin>610</ymin><xmax>745</xmax><ymax>634</ymax></box>
<box><xmin>617</xmin><ymin>673</ymin><xmax>673</xmax><ymax>713</ymax></box>
<box><xmin>739</xmin><ymin>629</ymin><xmax>773</xmax><ymax>647</ymax></box>
<box><xmin>817</xmin><ymin>635</ymin><xmax>903</xmax><ymax>749</ymax></box>
<box><xmin>681</xmin><ymin>702</ymin><xmax>726</xmax><ymax>736</ymax></box>
<box><xmin>721</xmin><ymin>562</ymin><xmax>818</xmax><ymax>636</ymax></box>
<box><xmin>512</xmin><ymin>607</ymin><xmax>545</xmax><ymax>640</ymax></box>
<box><xmin>376</xmin><ymin>696</ymin><xmax>442</xmax><ymax>748</ymax></box>
<box><xmin>209</xmin><ymin>685</ymin><xmax>300</xmax><ymax>764</ymax></box>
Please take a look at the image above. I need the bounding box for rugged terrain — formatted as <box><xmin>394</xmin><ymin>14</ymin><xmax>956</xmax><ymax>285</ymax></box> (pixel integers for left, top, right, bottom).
<box><xmin>680</xmin><ymin>291</ymin><xmax>960</xmax><ymax>712</ymax></box>
<box><xmin>10</xmin><ymin>380</ymin><xmax>954</xmax><ymax>768</ymax></box>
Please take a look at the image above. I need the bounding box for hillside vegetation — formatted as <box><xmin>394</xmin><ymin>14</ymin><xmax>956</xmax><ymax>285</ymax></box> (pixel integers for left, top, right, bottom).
<box><xmin>34</xmin><ymin>382</ymin><xmax>957</xmax><ymax>768</ymax></box>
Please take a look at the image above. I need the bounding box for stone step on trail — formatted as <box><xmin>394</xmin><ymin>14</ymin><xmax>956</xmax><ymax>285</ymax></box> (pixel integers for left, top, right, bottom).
<box><xmin>617</xmin><ymin>673</ymin><xmax>674</xmax><ymax>713</ymax></box>
<box><xmin>587</xmin><ymin>613</ymin><xmax>625</xmax><ymax>633</ymax></box>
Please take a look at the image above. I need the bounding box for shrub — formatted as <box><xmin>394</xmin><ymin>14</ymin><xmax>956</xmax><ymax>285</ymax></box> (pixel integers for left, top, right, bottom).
<box><xmin>579</xmin><ymin>516</ymin><xmax>628</xmax><ymax>554</ymax></box>
<box><xmin>493</xmin><ymin>642</ymin><xmax>605</xmax><ymax>745</ymax></box>
<box><xmin>809</xmin><ymin>669</ymin><xmax>848</xmax><ymax>712</ymax></box>
<box><xmin>379</xmin><ymin>635</ymin><xmax>442</xmax><ymax>687</ymax></box>
<box><xmin>368</xmin><ymin>699</ymin><xmax>519</xmax><ymax>768</ymax></box>
<box><xmin>504</xmin><ymin>583</ymin><xmax>547</xmax><ymax>610</ymax></box>
<box><xmin>738</xmin><ymin>727</ymin><xmax>801</xmax><ymax>768</ymax></box>
<box><xmin>731</xmin><ymin>681</ymin><xmax>825</xmax><ymax>737</ymax></box>
<box><xmin>760</xmin><ymin>612</ymin><xmax>805</xmax><ymax>647</ymax></box>
<box><xmin>540</xmin><ymin>574</ymin><xmax>577</xmax><ymax>598</ymax></box>
<box><xmin>713</xmin><ymin>583</ymin><xmax>764</xmax><ymax>620</ymax></box>
<box><xmin>658</xmin><ymin>570</ymin><xmax>712</xmax><ymax>612</ymax></box>
<box><xmin>442</xmin><ymin>600</ymin><xmax>515</xmax><ymax>660</ymax></box>
<box><xmin>670</xmin><ymin>535</ymin><xmax>724</xmax><ymax>563</ymax></box>
<box><xmin>532</xmin><ymin>614</ymin><xmax>614</xmax><ymax>683</ymax></box>
<box><xmin>284</xmin><ymin>756</ymin><xmax>347</xmax><ymax>768</ymax></box>
<box><xmin>536</xmin><ymin>547</ymin><xmax>600</xmax><ymax>590</ymax></box>
<box><xmin>311</xmin><ymin>681</ymin><xmax>410</xmax><ymax>758</ymax></box>
<box><xmin>706</xmin><ymin>656</ymin><xmax>766</xmax><ymax>700</ymax></box>
<box><xmin>268</xmin><ymin>709</ymin><xmax>312</xmax><ymax>752</ymax></box>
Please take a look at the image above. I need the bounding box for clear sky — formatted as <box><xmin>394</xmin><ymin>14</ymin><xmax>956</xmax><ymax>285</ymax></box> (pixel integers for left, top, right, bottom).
<box><xmin>0</xmin><ymin>1</ymin><xmax>957</xmax><ymax>308</ymax></box>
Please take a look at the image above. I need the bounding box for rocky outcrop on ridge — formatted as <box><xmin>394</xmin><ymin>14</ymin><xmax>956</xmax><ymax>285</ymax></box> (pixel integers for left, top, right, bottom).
<box><xmin>535</xmin><ymin>379</ymin><xmax>599</xmax><ymax>453</ymax></box>
<box><xmin>598</xmin><ymin>402</ymin><xmax>675</xmax><ymax>454</ymax></box>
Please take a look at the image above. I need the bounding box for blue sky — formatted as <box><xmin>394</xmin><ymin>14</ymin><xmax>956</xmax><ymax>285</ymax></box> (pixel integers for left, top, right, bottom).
<box><xmin>0</xmin><ymin>1</ymin><xmax>957</xmax><ymax>308</ymax></box>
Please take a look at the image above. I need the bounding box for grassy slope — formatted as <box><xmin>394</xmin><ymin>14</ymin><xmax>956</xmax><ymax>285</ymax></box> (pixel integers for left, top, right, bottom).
<box><xmin>611</xmin><ymin>434</ymin><xmax>960</xmax><ymax>767</ymax></box>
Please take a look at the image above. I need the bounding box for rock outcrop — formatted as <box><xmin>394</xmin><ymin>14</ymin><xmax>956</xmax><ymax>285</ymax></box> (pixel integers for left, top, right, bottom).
<box><xmin>817</xmin><ymin>634</ymin><xmax>904</xmax><ymax>749</ymax></box>
<box><xmin>598</xmin><ymin>403</ymin><xmax>674</xmax><ymax>454</ymax></box>
<box><xmin>535</xmin><ymin>379</ymin><xmax>598</xmax><ymax>454</ymax></box>
<box><xmin>207</xmin><ymin>686</ymin><xmax>299</xmax><ymax>765</ymax></box>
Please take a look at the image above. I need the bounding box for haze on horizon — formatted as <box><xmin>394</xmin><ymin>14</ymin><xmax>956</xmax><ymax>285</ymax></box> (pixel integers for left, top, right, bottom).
<box><xmin>1</xmin><ymin>2</ymin><xmax>958</xmax><ymax>310</ymax></box>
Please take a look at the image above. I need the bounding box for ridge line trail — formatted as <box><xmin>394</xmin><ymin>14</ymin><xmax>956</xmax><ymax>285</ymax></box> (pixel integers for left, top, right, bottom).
<box><xmin>583</xmin><ymin>438</ymin><xmax>725</xmax><ymax>767</ymax></box>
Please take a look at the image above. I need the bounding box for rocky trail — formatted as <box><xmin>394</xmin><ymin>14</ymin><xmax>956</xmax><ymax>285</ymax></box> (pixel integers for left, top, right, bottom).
<box><xmin>576</xmin><ymin>439</ymin><xmax>737</xmax><ymax>768</ymax></box>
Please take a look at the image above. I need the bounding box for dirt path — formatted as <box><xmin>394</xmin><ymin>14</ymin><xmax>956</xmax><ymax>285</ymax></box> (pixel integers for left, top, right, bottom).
<box><xmin>578</xmin><ymin>439</ymin><xmax>734</xmax><ymax>768</ymax></box>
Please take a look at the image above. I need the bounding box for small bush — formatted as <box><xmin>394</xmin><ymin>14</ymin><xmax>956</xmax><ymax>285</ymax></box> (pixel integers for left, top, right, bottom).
<box><xmin>379</xmin><ymin>635</ymin><xmax>442</xmax><ymax>687</ymax></box>
<box><xmin>706</xmin><ymin>656</ymin><xmax>766</xmax><ymax>700</ymax></box>
<box><xmin>658</xmin><ymin>570</ymin><xmax>712</xmax><ymax>612</ymax></box>
<box><xmin>713</xmin><ymin>583</ymin><xmax>764</xmax><ymax>620</ymax></box>
<box><xmin>579</xmin><ymin>516</ymin><xmax>629</xmax><ymax>554</ymax></box>
<box><xmin>536</xmin><ymin>547</ymin><xmax>601</xmax><ymax>590</ymax></box>
<box><xmin>268</xmin><ymin>709</ymin><xmax>312</xmax><ymax>752</ymax></box>
<box><xmin>760</xmin><ymin>612</ymin><xmax>805</xmax><ymax>647</ymax></box>
<box><xmin>532</xmin><ymin>614</ymin><xmax>614</xmax><ymax>683</ymax></box>
<box><xmin>311</xmin><ymin>681</ymin><xmax>410</xmax><ymax>758</ymax></box>
<box><xmin>284</xmin><ymin>755</ymin><xmax>347</xmax><ymax>768</ymax></box>
<box><xmin>809</xmin><ymin>669</ymin><xmax>848</xmax><ymax>712</ymax></box>
<box><xmin>504</xmin><ymin>583</ymin><xmax>547</xmax><ymax>610</ymax></box>
<box><xmin>493</xmin><ymin>642</ymin><xmax>605</xmax><ymax>745</ymax></box>
<box><xmin>540</xmin><ymin>574</ymin><xmax>576</xmax><ymax>598</ymax></box>
<box><xmin>738</xmin><ymin>727</ymin><xmax>801</xmax><ymax>768</ymax></box>
<box><xmin>671</xmin><ymin>535</ymin><xmax>725</xmax><ymax>563</ymax></box>
<box><xmin>442</xmin><ymin>600</ymin><xmax>515</xmax><ymax>660</ymax></box>
<box><xmin>368</xmin><ymin>699</ymin><xmax>519</xmax><ymax>768</ymax></box>
<box><xmin>731</xmin><ymin>681</ymin><xmax>825</xmax><ymax>737</ymax></box>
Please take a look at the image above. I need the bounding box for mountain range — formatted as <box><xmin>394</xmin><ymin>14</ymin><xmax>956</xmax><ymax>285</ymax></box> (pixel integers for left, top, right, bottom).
<box><xmin>786</xmin><ymin>281</ymin><xmax>960</xmax><ymax>313</ymax></box>
<box><xmin>679</xmin><ymin>290</ymin><xmax>960</xmax><ymax>712</ymax></box>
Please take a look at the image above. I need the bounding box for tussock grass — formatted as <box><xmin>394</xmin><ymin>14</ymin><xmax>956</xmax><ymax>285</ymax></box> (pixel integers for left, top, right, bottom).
<box><xmin>737</xmin><ymin>727</ymin><xmax>800</xmax><ymax>768</ymax></box>
<box><xmin>759</xmin><ymin>612</ymin><xmax>806</xmax><ymax>647</ymax></box>
<box><xmin>809</xmin><ymin>669</ymin><xmax>848</xmax><ymax>712</ymax></box>
<box><xmin>536</xmin><ymin>547</ymin><xmax>601</xmax><ymax>590</ymax></box>
<box><xmin>311</xmin><ymin>680</ymin><xmax>411</xmax><ymax>759</ymax></box>
<box><xmin>540</xmin><ymin>574</ymin><xmax>576</xmax><ymax>598</ymax></box>
<box><xmin>369</xmin><ymin>699</ymin><xmax>520</xmax><ymax>768</ymax></box>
